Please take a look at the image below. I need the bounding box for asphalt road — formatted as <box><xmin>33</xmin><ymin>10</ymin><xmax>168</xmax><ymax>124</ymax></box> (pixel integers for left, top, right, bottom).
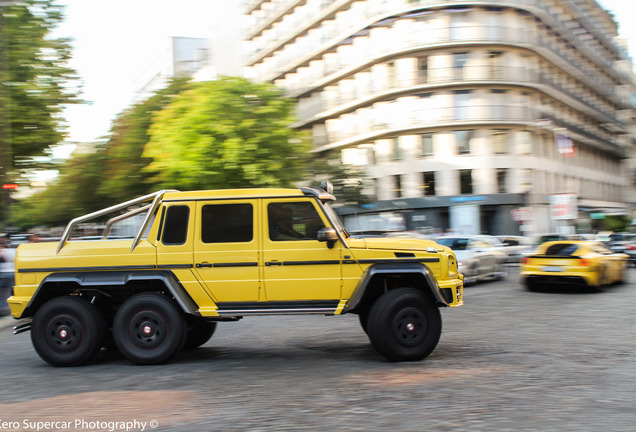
<box><xmin>0</xmin><ymin>266</ymin><xmax>635</xmax><ymax>432</ymax></box>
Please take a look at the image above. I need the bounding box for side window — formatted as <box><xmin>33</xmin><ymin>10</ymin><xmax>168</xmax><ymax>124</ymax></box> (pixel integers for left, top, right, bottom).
<box><xmin>201</xmin><ymin>203</ymin><xmax>253</xmax><ymax>243</ymax></box>
<box><xmin>268</xmin><ymin>201</ymin><xmax>325</xmax><ymax>241</ymax></box>
<box><xmin>162</xmin><ymin>205</ymin><xmax>189</xmax><ymax>245</ymax></box>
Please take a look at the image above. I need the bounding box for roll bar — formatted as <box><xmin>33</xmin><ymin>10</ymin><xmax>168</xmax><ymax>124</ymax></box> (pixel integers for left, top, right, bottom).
<box><xmin>56</xmin><ymin>190</ymin><xmax>173</xmax><ymax>254</ymax></box>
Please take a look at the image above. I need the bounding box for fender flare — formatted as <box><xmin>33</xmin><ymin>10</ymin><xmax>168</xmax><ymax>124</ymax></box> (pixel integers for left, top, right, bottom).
<box><xmin>20</xmin><ymin>270</ymin><xmax>200</xmax><ymax>318</ymax></box>
<box><xmin>343</xmin><ymin>262</ymin><xmax>449</xmax><ymax>313</ymax></box>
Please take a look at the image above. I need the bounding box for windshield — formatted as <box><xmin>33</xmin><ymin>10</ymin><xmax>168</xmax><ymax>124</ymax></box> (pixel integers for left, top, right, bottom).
<box><xmin>435</xmin><ymin>238</ymin><xmax>468</xmax><ymax>251</ymax></box>
<box><xmin>321</xmin><ymin>202</ymin><xmax>349</xmax><ymax>238</ymax></box>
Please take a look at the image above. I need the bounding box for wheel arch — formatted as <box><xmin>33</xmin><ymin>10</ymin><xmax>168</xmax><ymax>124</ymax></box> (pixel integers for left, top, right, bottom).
<box><xmin>19</xmin><ymin>270</ymin><xmax>200</xmax><ymax>319</ymax></box>
<box><xmin>344</xmin><ymin>263</ymin><xmax>450</xmax><ymax>315</ymax></box>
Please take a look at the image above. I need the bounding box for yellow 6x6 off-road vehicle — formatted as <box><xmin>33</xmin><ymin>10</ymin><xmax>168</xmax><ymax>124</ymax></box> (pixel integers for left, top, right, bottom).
<box><xmin>8</xmin><ymin>184</ymin><xmax>463</xmax><ymax>366</ymax></box>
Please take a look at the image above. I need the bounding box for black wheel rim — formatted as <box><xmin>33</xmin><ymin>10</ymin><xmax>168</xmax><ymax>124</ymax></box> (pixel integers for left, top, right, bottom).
<box><xmin>393</xmin><ymin>307</ymin><xmax>427</xmax><ymax>347</ymax></box>
<box><xmin>45</xmin><ymin>314</ymin><xmax>82</xmax><ymax>353</ymax></box>
<box><xmin>128</xmin><ymin>310</ymin><xmax>167</xmax><ymax>349</ymax></box>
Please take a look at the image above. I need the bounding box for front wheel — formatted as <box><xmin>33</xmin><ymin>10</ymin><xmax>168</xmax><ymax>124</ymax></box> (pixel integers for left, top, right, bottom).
<box><xmin>31</xmin><ymin>296</ymin><xmax>105</xmax><ymax>367</ymax></box>
<box><xmin>367</xmin><ymin>288</ymin><xmax>442</xmax><ymax>362</ymax></box>
<box><xmin>113</xmin><ymin>293</ymin><xmax>186</xmax><ymax>365</ymax></box>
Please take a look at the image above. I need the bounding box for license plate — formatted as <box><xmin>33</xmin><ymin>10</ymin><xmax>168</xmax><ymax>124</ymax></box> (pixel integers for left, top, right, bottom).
<box><xmin>542</xmin><ymin>266</ymin><xmax>562</xmax><ymax>272</ymax></box>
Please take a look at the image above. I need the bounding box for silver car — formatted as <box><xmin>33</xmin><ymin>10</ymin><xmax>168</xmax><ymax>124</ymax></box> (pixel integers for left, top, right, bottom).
<box><xmin>435</xmin><ymin>235</ymin><xmax>508</xmax><ymax>285</ymax></box>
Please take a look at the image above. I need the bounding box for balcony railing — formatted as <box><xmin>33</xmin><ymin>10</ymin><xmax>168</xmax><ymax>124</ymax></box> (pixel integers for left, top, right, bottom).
<box><xmin>294</xmin><ymin>65</ymin><xmax>619</xmax><ymax>125</ymax></box>
<box><xmin>265</xmin><ymin>24</ymin><xmax>619</xmax><ymax>106</ymax></box>
<box><xmin>312</xmin><ymin>104</ymin><xmax>535</xmax><ymax>148</ymax></box>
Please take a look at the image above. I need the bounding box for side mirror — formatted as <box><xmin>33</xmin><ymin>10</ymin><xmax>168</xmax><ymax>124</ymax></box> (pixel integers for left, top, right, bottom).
<box><xmin>317</xmin><ymin>227</ymin><xmax>338</xmax><ymax>248</ymax></box>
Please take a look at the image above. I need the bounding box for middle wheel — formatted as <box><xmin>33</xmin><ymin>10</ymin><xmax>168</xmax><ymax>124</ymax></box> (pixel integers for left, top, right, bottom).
<box><xmin>113</xmin><ymin>293</ymin><xmax>186</xmax><ymax>365</ymax></box>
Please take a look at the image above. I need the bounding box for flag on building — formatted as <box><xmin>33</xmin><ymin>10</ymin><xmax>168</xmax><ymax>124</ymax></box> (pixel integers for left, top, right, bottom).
<box><xmin>556</xmin><ymin>133</ymin><xmax>575</xmax><ymax>157</ymax></box>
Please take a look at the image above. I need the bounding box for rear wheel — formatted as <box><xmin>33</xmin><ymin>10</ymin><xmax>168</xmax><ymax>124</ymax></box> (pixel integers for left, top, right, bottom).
<box><xmin>31</xmin><ymin>296</ymin><xmax>105</xmax><ymax>367</ymax></box>
<box><xmin>113</xmin><ymin>293</ymin><xmax>186</xmax><ymax>365</ymax></box>
<box><xmin>367</xmin><ymin>288</ymin><xmax>442</xmax><ymax>362</ymax></box>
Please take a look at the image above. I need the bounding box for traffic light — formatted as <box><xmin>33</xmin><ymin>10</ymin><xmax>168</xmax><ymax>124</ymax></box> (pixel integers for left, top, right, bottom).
<box><xmin>2</xmin><ymin>184</ymin><xmax>18</xmax><ymax>190</ymax></box>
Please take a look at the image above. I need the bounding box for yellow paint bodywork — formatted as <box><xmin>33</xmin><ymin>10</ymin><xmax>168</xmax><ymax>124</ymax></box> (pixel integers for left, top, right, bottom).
<box><xmin>9</xmin><ymin>188</ymin><xmax>463</xmax><ymax>318</ymax></box>
<box><xmin>520</xmin><ymin>241</ymin><xmax>628</xmax><ymax>287</ymax></box>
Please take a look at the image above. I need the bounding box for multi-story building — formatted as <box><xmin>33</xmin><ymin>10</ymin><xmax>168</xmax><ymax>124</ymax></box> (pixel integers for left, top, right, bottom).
<box><xmin>132</xmin><ymin>37</ymin><xmax>209</xmax><ymax>105</ymax></box>
<box><xmin>244</xmin><ymin>0</ymin><xmax>636</xmax><ymax>235</ymax></box>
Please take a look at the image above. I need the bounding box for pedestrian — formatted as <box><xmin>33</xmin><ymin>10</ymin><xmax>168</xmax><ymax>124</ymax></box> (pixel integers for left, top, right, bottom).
<box><xmin>0</xmin><ymin>236</ymin><xmax>15</xmax><ymax>316</ymax></box>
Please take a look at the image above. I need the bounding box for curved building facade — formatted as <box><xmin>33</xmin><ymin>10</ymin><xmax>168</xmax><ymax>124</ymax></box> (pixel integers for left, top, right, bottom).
<box><xmin>245</xmin><ymin>0</ymin><xmax>636</xmax><ymax>235</ymax></box>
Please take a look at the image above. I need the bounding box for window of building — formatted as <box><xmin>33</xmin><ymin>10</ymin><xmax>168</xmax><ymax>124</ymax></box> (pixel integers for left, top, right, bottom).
<box><xmin>454</xmin><ymin>89</ymin><xmax>472</xmax><ymax>120</ymax></box>
<box><xmin>496</xmin><ymin>168</ymin><xmax>507</xmax><ymax>193</ymax></box>
<box><xmin>490</xmin><ymin>89</ymin><xmax>507</xmax><ymax>119</ymax></box>
<box><xmin>422</xmin><ymin>171</ymin><xmax>436</xmax><ymax>196</ymax></box>
<box><xmin>162</xmin><ymin>205</ymin><xmax>189</xmax><ymax>245</ymax></box>
<box><xmin>421</xmin><ymin>133</ymin><xmax>434</xmax><ymax>157</ymax></box>
<box><xmin>520</xmin><ymin>169</ymin><xmax>532</xmax><ymax>192</ymax></box>
<box><xmin>460</xmin><ymin>169</ymin><xmax>473</xmax><ymax>194</ymax></box>
<box><xmin>491</xmin><ymin>129</ymin><xmax>508</xmax><ymax>154</ymax></box>
<box><xmin>418</xmin><ymin>56</ymin><xmax>428</xmax><ymax>84</ymax></box>
<box><xmin>394</xmin><ymin>175</ymin><xmax>402</xmax><ymax>198</ymax></box>
<box><xmin>268</xmin><ymin>201</ymin><xmax>323</xmax><ymax>241</ymax></box>
<box><xmin>516</xmin><ymin>131</ymin><xmax>533</xmax><ymax>154</ymax></box>
<box><xmin>454</xmin><ymin>130</ymin><xmax>473</xmax><ymax>155</ymax></box>
<box><xmin>489</xmin><ymin>51</ymin><xmax>503</xmax><ymax>79</ymax></box>
<box><xmin>391</xmin><ymin>137</ymin><xmax>401</xmax><ymax>160</ymax></box>
<box><xmin>454</xmin><ymin>52</ymin><xmax>469</xmax><ymax>80</ymax></box>
<box><xmin>366</xmin><ymin>145</ymin><xmax>376</xmax><ymax>165</ymax></box>
<box><xmin>387</xmin><ymin>61</ymin><xmax>396</xmax><ymax>89</ymax></box>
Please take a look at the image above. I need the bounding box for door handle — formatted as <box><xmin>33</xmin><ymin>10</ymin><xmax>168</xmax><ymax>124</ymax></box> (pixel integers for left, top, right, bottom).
<box><xmin>195</xmin><ymin>263</ymin><xmax>213</xmax><ymax>268</ymax></box>
<box><xmin>265</xmin><ymin>261</ymin><xmax>282</xmax><ymax>266</ymax></box>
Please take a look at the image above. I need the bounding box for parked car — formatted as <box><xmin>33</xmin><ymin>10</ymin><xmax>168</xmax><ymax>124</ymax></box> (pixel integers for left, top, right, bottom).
<box><xmin>605</xmin><ymin>233</ymin><xmax>636</xmax><ymax>267</ymax></box>
<box><xmin>495</xmin><ymin>235</ymin><xmax>533</xmax><ymax>263</ymax></box>
<box><xmin>434</xmin><ymin>235</ymin><xmax>507</xmax><ymax>285</ymax></box>
<box><xmin>520</xmin><ymin>241</ymin><xmax>628</xmax><ymax>291</ymax></box>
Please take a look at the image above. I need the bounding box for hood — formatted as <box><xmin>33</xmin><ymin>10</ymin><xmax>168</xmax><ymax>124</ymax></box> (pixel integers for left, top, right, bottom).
<box><xmin>352</xmin><ymin>237</ymin><xmax>445</xmax><ymax>252</ymax></box>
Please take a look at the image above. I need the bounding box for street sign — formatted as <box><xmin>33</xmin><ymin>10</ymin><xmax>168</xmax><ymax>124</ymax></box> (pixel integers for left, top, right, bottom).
<box><xmin>510</xmin><ymin>208</ymin><xmax>530</xmax><ymax>222</ymax></box>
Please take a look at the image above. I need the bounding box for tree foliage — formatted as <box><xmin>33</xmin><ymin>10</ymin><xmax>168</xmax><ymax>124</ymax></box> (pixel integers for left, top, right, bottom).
<box><xmin>4</xmin><ymin>0</ymin><xmax>79</xmax><ymax>166</ymax></box>
<box><xmin>1</xmin><ymin>0</ymin><xmax>79</xmax><ymax>228</ymax></box>
<box><xmin>143</xmin><ymin>77</ymin><xmax>309</xmax><ymax>190</ymax></box>
<box><xmin>11</xmin><ymin>150</ymin><xmax>108</xmax><ymax>229</ymax></box>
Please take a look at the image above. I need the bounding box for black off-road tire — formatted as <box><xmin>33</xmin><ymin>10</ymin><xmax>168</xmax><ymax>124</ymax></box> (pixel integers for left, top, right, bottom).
<box><xmin>31</xmin><ymin>296</ymin><xmax>105</xmax><ymax>367</ymax></box>
<box><xmin>184</xmin><ymin>319</ymin><xmax>217</xmax><ymax>349</ymax></box>
<box><xmin>367</xmin><ymin>288</ymin><xmax>442</xmax><ymax>362</ymax></box>
<box><xmin>113</xmin><ymin>293</ymin><xmax>186</xmax><ymax>365</ymax></box>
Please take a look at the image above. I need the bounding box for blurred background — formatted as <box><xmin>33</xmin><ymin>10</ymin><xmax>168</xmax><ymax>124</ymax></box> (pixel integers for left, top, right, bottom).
<box><xmin>2</xmin><ymin>0</ymin><xmax>636</xmax><ymax>241</ymax></box>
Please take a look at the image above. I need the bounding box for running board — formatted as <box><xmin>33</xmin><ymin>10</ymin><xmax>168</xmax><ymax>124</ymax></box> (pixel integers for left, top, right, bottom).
<box><xmin>215</xmin><ymin>300</ymin><xmax>340</xmax><ymax>317</ymax></box>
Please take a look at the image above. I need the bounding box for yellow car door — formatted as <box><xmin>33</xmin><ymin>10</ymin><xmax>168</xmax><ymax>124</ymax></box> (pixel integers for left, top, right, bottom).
<box><xmin>261</xmin><ymin>198</ymin><xmax>342</xmax><ymax>302</ymax></box>
<box><xmin>193</xmin><ymin>200</ymin><xmax>261</xmax><ymax>302</ymax></box>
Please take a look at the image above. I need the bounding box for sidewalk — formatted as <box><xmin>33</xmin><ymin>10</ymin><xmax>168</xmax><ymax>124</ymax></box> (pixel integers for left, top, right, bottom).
<box><xmin>0</xmin><ymin>314</ymin><xmax>16</xmax><ymax>331</ymax></box>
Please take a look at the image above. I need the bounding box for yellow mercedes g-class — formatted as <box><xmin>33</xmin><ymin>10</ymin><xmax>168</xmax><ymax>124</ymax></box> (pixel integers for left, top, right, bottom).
<box><xmin>8</xmin><ymin>184</ymin><xmax>463</xmax><ymax>366</ymax></box>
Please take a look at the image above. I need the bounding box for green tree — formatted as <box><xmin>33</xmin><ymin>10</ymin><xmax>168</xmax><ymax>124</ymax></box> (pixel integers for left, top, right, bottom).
<box><xmin>143</xmin><ymin>77</ymin><xmax>308</xmax><ymax>190</ymax></box>
<box><xmin>1</xmin><ymin>0</ymin><xmax>79</xmax><ymax>227</ymax></box>
<box><xmin>11</xmin><ymin>150</ymin><xmax>108</xmax><ymax>229</ymax></box>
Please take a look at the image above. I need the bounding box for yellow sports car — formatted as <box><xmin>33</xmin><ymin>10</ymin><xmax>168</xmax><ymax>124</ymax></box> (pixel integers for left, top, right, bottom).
<box><xmin>520</xmin><ymin>241</ymin><xmax>628</xmax><ymax>291</ymax></box>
